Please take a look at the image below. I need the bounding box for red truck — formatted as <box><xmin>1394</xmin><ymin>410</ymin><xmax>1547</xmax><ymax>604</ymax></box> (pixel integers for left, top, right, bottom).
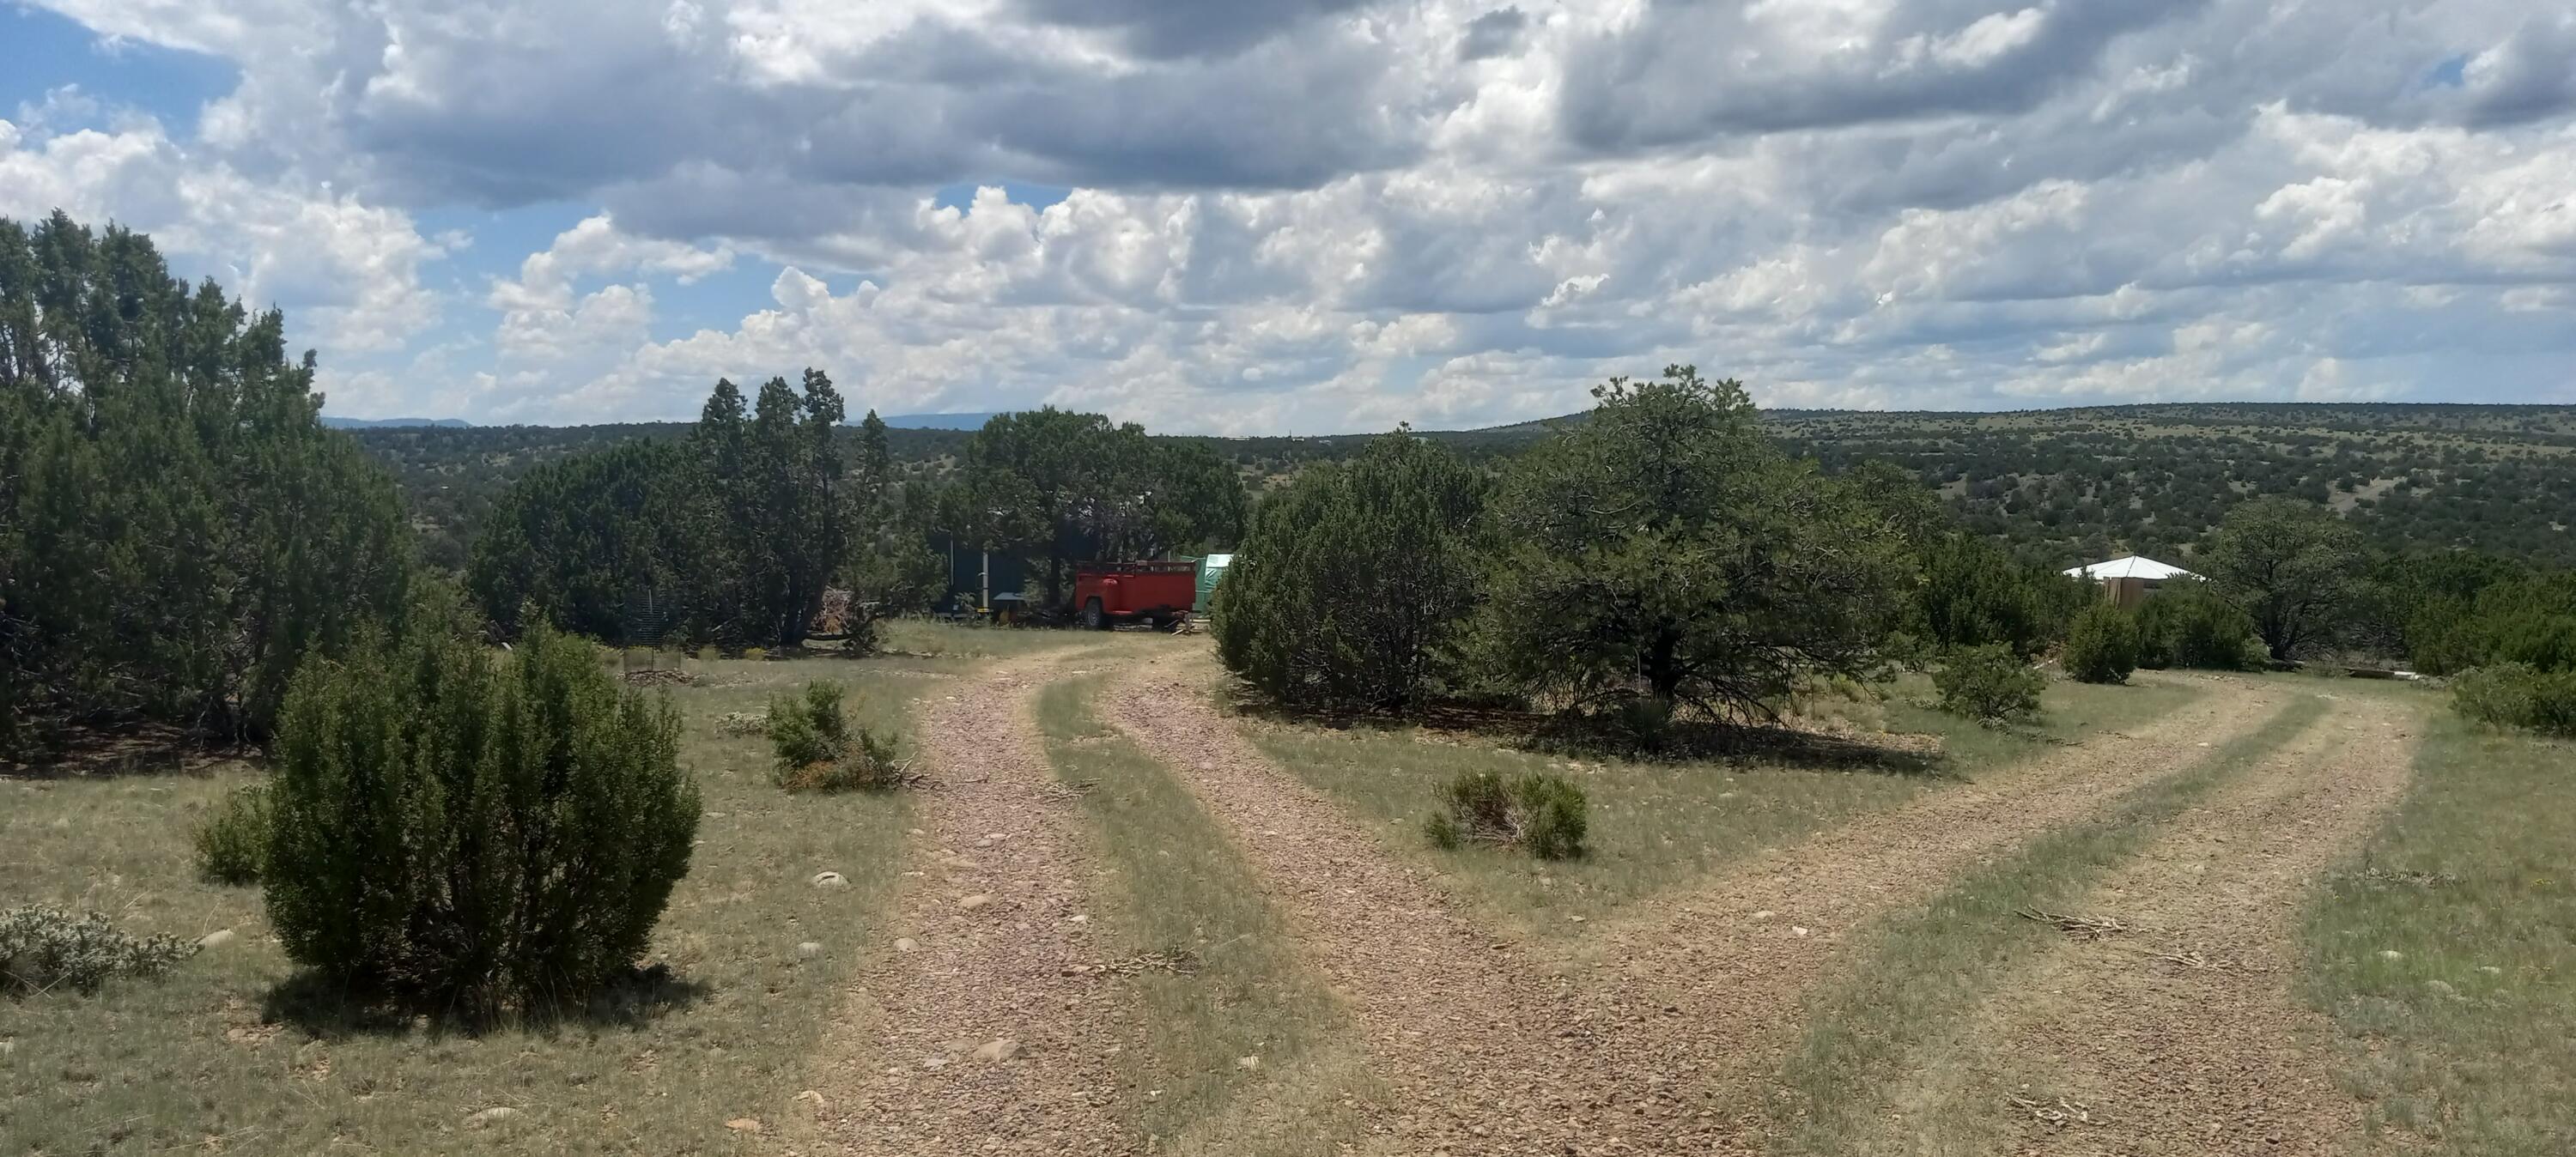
<box><xmin>1072</xmin><ymin>560</ymin><xmax>1199</xmax><ymax>629</ymax></box>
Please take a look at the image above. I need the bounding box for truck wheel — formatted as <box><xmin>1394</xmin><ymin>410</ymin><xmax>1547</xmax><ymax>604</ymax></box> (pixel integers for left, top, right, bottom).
<box><xmin>1081</xmin><ymin>598</ymin><xmax>1106</xmax><ymax>630</ymax></box>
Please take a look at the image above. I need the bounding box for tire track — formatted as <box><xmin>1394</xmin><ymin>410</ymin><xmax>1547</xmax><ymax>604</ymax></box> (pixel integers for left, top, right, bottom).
<box><xmin>818</xmin><ymin>651</ymin><xmax>1137</xmax><ymax>1156</ymax></box>
<box><xmin>1858</xmin><ymin>693</ymin><xmax>2422</xmax><ymax>1157</ymax></box>
<box><xmin>1106</xmin><ymin>648</ymin><xmax>2290</xmax><ymax>1154</ymax></box>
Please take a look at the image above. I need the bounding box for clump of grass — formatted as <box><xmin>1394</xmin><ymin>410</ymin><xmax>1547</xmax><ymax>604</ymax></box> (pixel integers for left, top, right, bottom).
<box><xmin>1423</xmin><ymin>771</ymin><xmax>1588</xmax><ymax>860</ymax></box>
<box><xmin>191</xmin><ymin>781</ymin><xmax>270</xmax><ymax>885</ymax></box>
<box><xmin>769</xmin><ymin>681</ymin><xmax>908</xmax><ymax>791</ymax></box>
<box><xmin>0</xmin><ymin>906</ymin><xmax>198</xmax><ymax>996</ymax></box>
<box><xmin>2301</xmin><ymin>711</ymin><xmax>2576</xmax><ymax>1151</ymax></box>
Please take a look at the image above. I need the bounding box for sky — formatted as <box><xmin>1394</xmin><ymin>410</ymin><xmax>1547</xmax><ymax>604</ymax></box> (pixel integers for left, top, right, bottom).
<box><xmin>2</xmin><ymin>1</ymin><xmax>2571</xmax><ymax>432</ymax></box>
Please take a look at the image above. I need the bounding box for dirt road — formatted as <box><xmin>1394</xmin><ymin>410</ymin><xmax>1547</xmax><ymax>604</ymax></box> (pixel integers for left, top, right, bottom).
<box><xmin>1101</xmin><ymin>647</ymin><xmax>2302</xmax><ymax>1154</ymax></box>
<box><xmin>818</xmin><ymin>651</ymin><xmax>1138</xmax><ymax>1155</ymax></box>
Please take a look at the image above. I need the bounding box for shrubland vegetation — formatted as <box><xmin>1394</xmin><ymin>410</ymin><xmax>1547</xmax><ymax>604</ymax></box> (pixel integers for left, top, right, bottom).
<box><xmin>1212</xmin><ymin>430</ymin><xmax>1486</xmax><ymax>712</ymax></box>
<box><xmin>1</xmin><ymin>212</ymin><xmax>413</xmax><ymax>756</ymax></box>
<box><xmin>264</xmin><ymin>612</ymin><xmax>699</xmax><ymax>1015</ymax></box>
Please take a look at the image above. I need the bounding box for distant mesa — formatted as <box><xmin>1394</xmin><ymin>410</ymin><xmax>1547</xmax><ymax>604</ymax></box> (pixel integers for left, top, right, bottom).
<box><xmin>323</xmin><ymin>416</ymin><xmax>473</xmax><ymax>429</ymax></box>
<box><xmin>879</xmin><ymin>411</ymin><xmax>1005</xmax><ymax>431</ymax></box>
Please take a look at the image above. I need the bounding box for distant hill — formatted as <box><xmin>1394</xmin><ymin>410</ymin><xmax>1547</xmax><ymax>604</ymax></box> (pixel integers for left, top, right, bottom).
<box><xmin>324</xmin><ymin>416</ymin><xmax>471</xmax><ymax>429</ymax></box>
<box><xmin>348</xmin><ymin>402</ymin><xmax>2576</xmax><ymax>574</ymax></box>
<box><xmin>881</xmin><ymin>412</ymin><xmax>1004</xmax><ymax>431</ymax></box>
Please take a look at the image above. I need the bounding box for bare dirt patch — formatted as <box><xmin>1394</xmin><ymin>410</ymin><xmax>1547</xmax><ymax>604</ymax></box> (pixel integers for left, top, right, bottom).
<box><xmin>814</xmin><ymin>650</ymin><xmax>1138</xmax><ymax>1155</ymax></box>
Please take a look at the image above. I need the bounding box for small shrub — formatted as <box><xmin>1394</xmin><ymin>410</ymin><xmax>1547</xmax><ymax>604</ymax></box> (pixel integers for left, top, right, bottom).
<box><xmin>1427</xmin><ymin>770</ymin><xmax>1589</xmax><ymax>860</ymax></box>
<box><xmin>769</xmin><ymin>681</ymin><xmax>907</xmax><ymax>791</ymax></box>
<box><xmin>264</xmin><ymin>621</ymin><xmax>698</xmax><ymax>1014</ymax></box>
<box><xmin>2452</xmin><ymin>663</ymin><xmax>2576</xmax><ymax>736</ymax></box>
<box><xmin>1934</xmin><ymin>644</ymin><xmax>2044</xmax><ymax>721</ymax></box>
<box><xmin>714</xmin><ymin>711</ymin><xmax>769</xmax><ymax>736</ymax></box>
<box><xmin>2062</xmin><ymin>603</ymin><xmax>2140</xmax><ymax>684</ymax></box>
<box><xmin>743</xmin><ymin>646</ymin><xmax>769</xmax><ymax>661</ymax></box>
<box><xmin>696</xmin><ymin>645</ymin><xmax>721</xmax><ymax>663</ymax></box>
<box><xmin>0</xmin><ymin>906</ymin><xmax>197</xmax><ymax>996</ymax></box>
<box><xmin>192</xmin><ymin>783</ymin><xmax>271</xmax><ymax>886</ymax></box>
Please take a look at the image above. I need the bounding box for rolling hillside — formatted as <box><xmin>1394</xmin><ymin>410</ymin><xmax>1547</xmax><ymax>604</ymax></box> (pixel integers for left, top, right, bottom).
<box><xmin>350</xmin><ymin>403</ymin><xmax>2576</xmax><ymax>572</ymax></box>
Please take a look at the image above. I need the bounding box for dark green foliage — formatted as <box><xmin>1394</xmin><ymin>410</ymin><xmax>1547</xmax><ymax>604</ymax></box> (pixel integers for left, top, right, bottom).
<box><xmin>2201</xmin><ymin>497</ymin><xmax>2365</xmax><ymax>661</ymax></box>
<box><xmin>1424</xmin><ymin>770</ymin><xmax>1588</xmax><ymax>860</ymax></box>
<box><xmin>0</xmin><ymin>906</ymin><xmax>197</xmax><ymax>996</ymax></box>
<box><xmin>2451</xmin><ymin>663</ymin><xmax>2576</xmax><ymax>736</ymax></box>
<box><xmin>1214</xmin><ymin>431</ymin><xmax>1485</xmax><ymax>713</ymax></box>
<box><xmin>467</xmin><ymin>440</ymin><xmax>705</xmax><ymax>640</ymax></box>
<box><xmin>1476</xmin><ymin>366</ymin><xmax>1912</xmax><ymax>721</ymax></box>
<box><xmin>1913</xmin><ymin>532</ymin><xmax>2087</xmax><ymax>657</ymax></box>
<box><xmin>769</xmin><ymin>681</ymin><xmax>905</xmax><ymax>791</ymax></box>
<box><xmin>2134</xmin><ymin>585</ymin><xmax>2260</xmax><ymax>670</ymax></box>
<box><xmin>2413</xmin><ymin>571</ymin><xmax>2576</xmax><ymax>676</ymax></box>
<box><xmin>193</xmin><ymin>783</ymin><xmax>271</xmax><ymax>886</ymax></box>
<box><xmin>843</xmin><ymin>409</ymin><xmax>947</xmax><ymax>615</ymax></box>
<box><xmin>956</xmin><ymin>408</ymin><xmax>1246</xmax><ymax>607</ymax></box>
<box><xmin>468</xmin><ymin>373</ymin><xmax>848</xmax><ymax>648</ymax></box>
<box><xmin>2062</xmin><ymin>603</ymin><xmax>2140</xmax><ymax>683</ymax></box>
<box><xmin>0</xmin><ymin>212</ymin><xmax>413</xmax><ymax>755</ymax></box>
<box><xmin>1933</xmin><ymin>644</ymin><xmax>2044</xmax><ymax>721</ymax></box>
<box><xmin>263</xmin><ymin>617</ymin><xmax>698</xmax><ymax>1013</ymax></box>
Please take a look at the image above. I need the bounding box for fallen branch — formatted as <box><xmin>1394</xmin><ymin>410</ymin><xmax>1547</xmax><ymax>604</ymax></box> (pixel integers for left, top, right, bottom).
<box><xmin>1065</xmin><ymin>949</ymin><xmax>1201</xmax><ymax>978</ymax></box>
<box><xmin>2007</xmin><ymin>1093</ymin><xmax>2106</xmax><ymax>1129</ymax></box>
<box><xmin>2014</xmin><ymin>906</ymin><xmax>2132</xmax><ymax>938</ymax></box>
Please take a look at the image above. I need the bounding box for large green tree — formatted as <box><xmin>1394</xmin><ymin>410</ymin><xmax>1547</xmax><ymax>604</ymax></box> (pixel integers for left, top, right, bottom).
<box><xmin>1475</xmin><ymin>366</ymin><xmax>1912</xmax><ymax>720</ymax></box>
<box><xmin>469</xmin><ymin>373</ymin><xmax>851</xmax><ymax>648</ymax></box>
<box><xmin>0</xmin><ymin>212</ymin><xmax>412</xmax><ymax>754</ymax></box>
<box><xmin>2200</xmin><ymin>496</ymin><xmax>2364</xmax><ymax>661</ymax></box>
<box><xmin>958</xmin><ymin>407</ymin><xmax>1244</xmax><ymax>606</ymax></box>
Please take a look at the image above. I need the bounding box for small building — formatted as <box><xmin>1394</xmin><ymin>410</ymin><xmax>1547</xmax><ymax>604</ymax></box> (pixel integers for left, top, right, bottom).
<box><xmin>2063</xmin><ymin>554</ymin><xmax>2196</xmax><ymax>608</ymax></box>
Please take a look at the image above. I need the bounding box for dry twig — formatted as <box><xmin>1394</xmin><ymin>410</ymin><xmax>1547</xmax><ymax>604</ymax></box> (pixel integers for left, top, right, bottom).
<box><xmin>2014</xmin><ymin>906</ymin><xmax>2133</xmax><ymax>938</ymax></box>
<box><xmin>2007</xmin><ymin>1093</ymin><xmax>2106</xmax><ymax>1128</ymax></box>
<box><xmin>1064</xmin><ymin>949</ymin><xmax>1201</xmax><ymax>978</ymax></box>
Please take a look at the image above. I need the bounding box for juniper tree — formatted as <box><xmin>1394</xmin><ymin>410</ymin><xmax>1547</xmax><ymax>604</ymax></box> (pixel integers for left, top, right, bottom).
<box><xmin>1213</xmin><ymin>430</ymin><xmax>1485</xmax><ymax>712</ymax></box>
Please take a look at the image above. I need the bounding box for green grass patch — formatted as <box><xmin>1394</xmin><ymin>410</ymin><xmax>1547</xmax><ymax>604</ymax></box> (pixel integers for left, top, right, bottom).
<box><xmin>2300</xmin><ymin>712</ymin><xmax>2576</xmax><ymax>1154</ymax></box>
<box><xmin>1758</xmin><ymin>693</ymin><xmax>2329</xmax><ymax>1154</ymax></box>
<box><xmin>0</xmin><ymin>657</ymin><xmax>924</xmax><ymax>1155</ymax></box>
<box><xmin>1036</xmin><ymin>677</ymin><xmax>1370</xmax><ymax>1155</ymax></box>
<box><xmin>1247</xmin><ymin>673</ymin><xmax>2195</xmax><ymax>936</ymax></box>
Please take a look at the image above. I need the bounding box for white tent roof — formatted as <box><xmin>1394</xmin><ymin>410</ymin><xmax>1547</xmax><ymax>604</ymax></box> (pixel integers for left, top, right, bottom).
<box><xmin>2063</xmin><ymin>554</ymin><xmax>2196</xmax><ymax>581</ymax></box>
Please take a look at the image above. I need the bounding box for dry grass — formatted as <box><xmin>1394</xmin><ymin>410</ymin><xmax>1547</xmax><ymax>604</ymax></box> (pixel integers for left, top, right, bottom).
<box><xmin>2300</xmin><ymin>706</ymin><xmax>2576</xmax><ymax>1155</ymax></box>
<box><xmin>1245</xmin><ymin>673</ymin><xmax>2196</xmax><ymax>936</ymax></box>
<box><xmin>0</xmin><ymin>652</ymin><xmax>935</xmax><ymax>1155</ymax></box>
<box><xmin>1035</xmin><ymin>677</ymin><xmax>1376</xmax><ymax>1156</ymax></box>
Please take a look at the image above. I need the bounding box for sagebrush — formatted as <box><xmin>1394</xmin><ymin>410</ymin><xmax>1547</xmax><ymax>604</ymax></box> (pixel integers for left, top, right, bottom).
<box><xmin>1934</xmin><ymin>644</ymin><xmax>2044</xmax><ymax>721</ymax></box>
<box><xmin>0</xmin><ymin>906</ymin><xmax>197</xmax><ymax>996</ymax></box>
<box><xmin>264</xmin><ymin>614</ymin><xmax>699</xmax><ymax>1014</ymax></box>
<box><xmin>769</xmin><ymin>681</ymin><xmax>907</xmax><ymax>791</ymax></box>
<box><xmin>1425</xmin><ymin>770</ymin><xmax>1589</xmax><ymax>860</ymax></box>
